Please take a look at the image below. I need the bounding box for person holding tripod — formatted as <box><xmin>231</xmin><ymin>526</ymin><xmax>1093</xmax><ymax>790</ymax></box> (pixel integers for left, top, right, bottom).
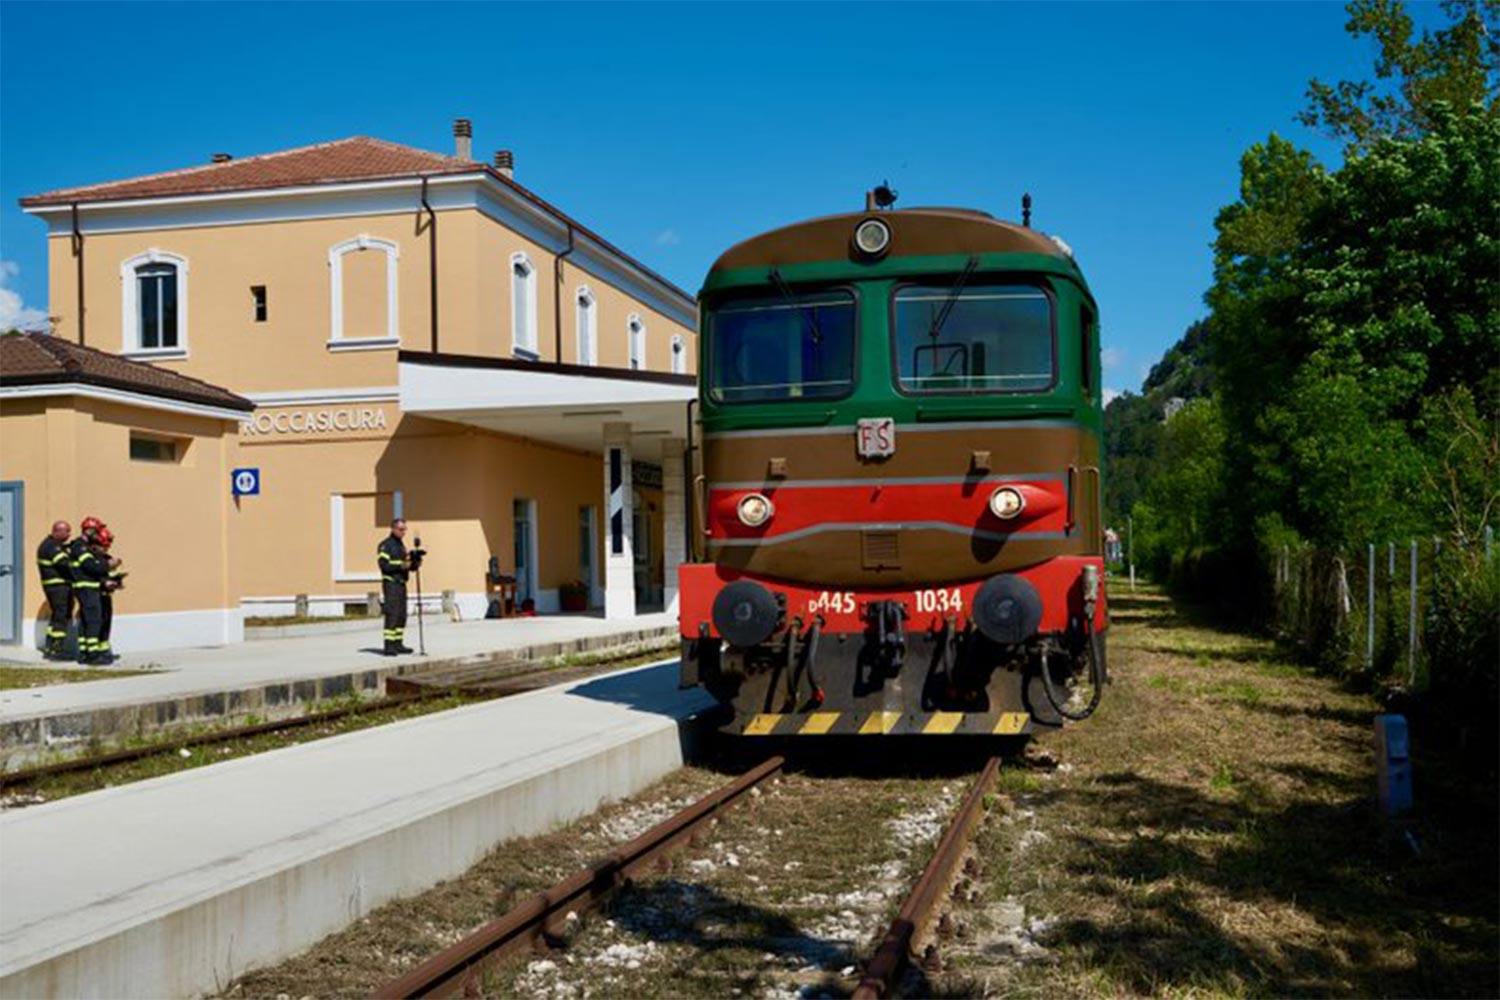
<box><xmin>376</xmin><ymin>518</ymin><xmax>424</xmax><ymax>656</ymax></box>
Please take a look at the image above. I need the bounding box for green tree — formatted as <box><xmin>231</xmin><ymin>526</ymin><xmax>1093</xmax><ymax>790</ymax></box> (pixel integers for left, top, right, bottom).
<box><xmin>1301</xmin><ymin>0</ymin><xmax>1500</xmax><ymax>151</ymax></box>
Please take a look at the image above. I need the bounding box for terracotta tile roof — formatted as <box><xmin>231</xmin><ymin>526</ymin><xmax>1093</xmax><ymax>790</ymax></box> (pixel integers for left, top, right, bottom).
<box><xmin>20</xmin><ymin>135</ymin><xmax>694</xmax><ymax>307</ymax></box>
<box><xmin>0</xmin><ymin>332</ymin><xmax>254</xmax><ymax>413</ymax></box>
<box><xmin>19</xmin><ymin>137</ymin><xmax>478</xmax><ymax>207</ymax></box>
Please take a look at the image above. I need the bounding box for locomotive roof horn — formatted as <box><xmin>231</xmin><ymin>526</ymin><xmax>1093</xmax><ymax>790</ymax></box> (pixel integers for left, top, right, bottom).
<box><xmin>865</xmin><ymin>181</ymin><xmax>899</xmax><ymax>211</ymax></box>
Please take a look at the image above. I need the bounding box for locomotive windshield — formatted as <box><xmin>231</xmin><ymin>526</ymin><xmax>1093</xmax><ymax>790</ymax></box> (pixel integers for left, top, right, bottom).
<box><xmin>892</xmin><ymin>282</ymin><xmax>1054</xmax><ymax>394</ymax></box>
<box><xmin>708</xmin><ymin>289</ymin><xmax>856</xmax><ymax>403</ymax></box>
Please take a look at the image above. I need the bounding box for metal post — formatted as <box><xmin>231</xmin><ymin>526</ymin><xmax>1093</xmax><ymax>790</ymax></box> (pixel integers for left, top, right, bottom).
<box><xmin>1485</xmin><ymin>524</ymin><xmax>1494</xmax><ymax>560</ymax></box>
<box><xmin>1388</xmin><ymin>541</ymin><xmax>1395</xmax><ymax>578</ymax></box>
<box><xmin>1127</xmin><ymin>514</ymin><xmax>1135</xmax><ymax>593</ymax></box>
<box><xmin>1407</xmin><ymin>539</ymin><xmax>1418</xmax><ymax>684</ymax></box>
<box><xmin>1366</xmin><ymin>542</ymin><xmax>1375</xmax><ymax>668</ymax></box>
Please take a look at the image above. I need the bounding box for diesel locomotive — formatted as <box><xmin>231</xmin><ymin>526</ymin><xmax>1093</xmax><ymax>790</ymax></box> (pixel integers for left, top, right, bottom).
<box><xmin>678</xmin><ymin>195</ymin><xmax>1106</xmax><ymax>737</ymax></box>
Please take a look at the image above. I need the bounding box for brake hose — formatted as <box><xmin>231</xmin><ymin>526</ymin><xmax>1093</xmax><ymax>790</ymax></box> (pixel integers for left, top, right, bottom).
<box><xmin>1039</xmin><ymin>627</ymin><xmax>1105</xmax><ymax>722</ymax></box>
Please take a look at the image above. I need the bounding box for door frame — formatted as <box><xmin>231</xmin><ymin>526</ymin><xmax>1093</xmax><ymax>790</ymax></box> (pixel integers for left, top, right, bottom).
<box><xmin>0</xmin><ymin>481</ymin><xmax>24</xmax><ymax>646</ymax></box>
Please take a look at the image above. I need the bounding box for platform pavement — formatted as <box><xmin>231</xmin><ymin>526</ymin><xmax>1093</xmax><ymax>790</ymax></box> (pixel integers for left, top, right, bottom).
<box><xmin>0</xmin><ymin>658</ymin><xmax>718</xmax><ymax>999</ymax></box>
<box><xmin>0</xmin><ymin>611</ymin><xmax>679</xmax><ymax>762</ymax></box>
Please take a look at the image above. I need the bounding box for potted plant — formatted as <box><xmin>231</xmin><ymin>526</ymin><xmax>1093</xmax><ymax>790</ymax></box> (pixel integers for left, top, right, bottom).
<box><xmin>559</xmin><ymin>579</ymin><xmax>589</xmax><ymax>612</ymax></box>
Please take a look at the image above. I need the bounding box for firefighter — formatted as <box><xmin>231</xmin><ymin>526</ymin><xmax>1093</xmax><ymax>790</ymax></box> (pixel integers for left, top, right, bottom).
<box><xmin>96</xmin><ymin>526</ymin><xmax>126</xmax><ymax>663</ymax></box>
<box><xmin>35</xmin><ymin>520</ymin><xmax>73</xmax><ymax>659</ymax></box>
<box><xmin>71</xmin><ymin>517</ymin><xmax>109</xmax><ymax>664</ymax></box>
<box><xmin>376</xmin><ymin>518</ymin><xmax>423</xmax><ymax>655</ymax></box>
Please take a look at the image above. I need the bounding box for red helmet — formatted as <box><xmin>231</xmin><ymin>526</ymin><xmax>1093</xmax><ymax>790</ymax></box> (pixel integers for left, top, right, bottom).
<box><xmin>81</xmin><ymin>516</ymin><xmax>105</xmax><ymax>532</ymax></box>
<box><xmin>96</xmin><ymin>527</ymin><xmax>114</xmax><ymax>549</ymax></box>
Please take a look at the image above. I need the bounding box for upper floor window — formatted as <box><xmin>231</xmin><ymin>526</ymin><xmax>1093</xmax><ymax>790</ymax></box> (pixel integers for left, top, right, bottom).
<box><xmin>670</xmin><ymin>334</ymin><xmax>687</xmax><ymax>374</ymax></box>
<box><xmin>328</xmin><ymin>235</ymin><xmax>399</xmax><ymax>350</ymax></box>
<box><xmin>120</xmin><ymin>250</ymin><xmax>189</xmax><ymax>357</ymax></box>
<box><xmin>628</xmin><ymin>314</ymin><xmax>646</xmax><ymax>370</ymax></box>
<box><xmin>511</xmin><ymin>252</ymin><xmax>538</xmax><ymax>359</ymax></box>
<box><xmin>576</xmin><ymin>286</ymin><xmax>597</xmax><ymax>366</ymax></box>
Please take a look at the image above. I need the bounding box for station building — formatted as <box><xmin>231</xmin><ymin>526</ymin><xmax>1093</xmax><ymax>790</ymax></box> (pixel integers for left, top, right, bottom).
<box><xmin>4</xmin><ymin>121</ymin><xmax>697</xmax><ymax>651</ymax></box>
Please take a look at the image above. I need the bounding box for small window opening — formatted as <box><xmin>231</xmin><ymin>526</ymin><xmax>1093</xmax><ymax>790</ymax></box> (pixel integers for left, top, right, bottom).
<box><xmin>252</xmin><ymin>285</ymin><xmax>267</xmax><ymax>323</ymax></box>
<box><xmin>129</xmin><ymin>433</ymin><xmax>180</xmax><ymax>463</ymax></box>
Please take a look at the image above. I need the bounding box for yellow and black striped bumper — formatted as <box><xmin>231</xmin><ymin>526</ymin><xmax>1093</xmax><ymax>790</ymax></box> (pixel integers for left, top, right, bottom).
<box><xmin>738</xmin><ymin>709</ymin><xmax>1032</xmax><ymax>737</ymax></box>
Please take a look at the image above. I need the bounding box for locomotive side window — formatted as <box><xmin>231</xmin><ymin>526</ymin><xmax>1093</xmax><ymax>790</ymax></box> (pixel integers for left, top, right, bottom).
<box><xmin>707</xmin><ymin>289</ymin><xmax>856</xmax><ymax>403</ymax></box>
<box><xmin>892</xmin><ymin>283</ymin><xmax>1054</xmax><ymax>394</ymax></box>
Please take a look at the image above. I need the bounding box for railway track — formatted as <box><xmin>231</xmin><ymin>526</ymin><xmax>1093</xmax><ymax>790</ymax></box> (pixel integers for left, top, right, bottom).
<box><xmin>371</xmin><ymin>755</ymin><xmax>1001</xmax><ymax>1000</ymax></box>
<box><xmin>0</xmin><ymin>645</ymin><xmax>676</xmax><ymax>793</ymax></box>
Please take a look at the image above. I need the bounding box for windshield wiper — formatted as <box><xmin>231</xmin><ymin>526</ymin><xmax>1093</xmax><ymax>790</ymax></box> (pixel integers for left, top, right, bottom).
<box><xmin>768</xmin><ymin>267</ymin><xmax>824</xmax><ymax>347</ymax></box>
<box><xmin>927</xmin><ymin>256</ymin><xmax>980</xmax><ymax>342</ymax></box>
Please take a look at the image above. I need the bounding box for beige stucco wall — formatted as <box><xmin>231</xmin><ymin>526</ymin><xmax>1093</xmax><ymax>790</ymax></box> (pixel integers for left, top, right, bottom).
<box><xmin>45</xmin><ymin>204</ymin><xmax>697</xmax><ymax>394</ymax></box>
<box><xmin>236</xmin><ymin>402</ymin><xmax>664</xmax><ymax>604</ymax></box>
<box><xmin>0</xmin><ymin>395</ymin><xmax>241</xmax><ymax>626</ymax></box>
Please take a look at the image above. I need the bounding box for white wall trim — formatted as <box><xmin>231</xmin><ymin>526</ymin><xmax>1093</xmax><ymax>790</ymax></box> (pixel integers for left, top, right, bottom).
<box><xmin>670</xmin><ymin>333</ymin><xmax>686</xmax><ymax>375</ymax></box>
<box><xmin>0</xmin><ymin>382</ymin><xmax>249</xmax><ymax>422</ymax></box>
<box><xmin>326</xmin><ymin>337</ymin><xmax>400</xmax><ymax>353</ymax></box>
<box><xmin>510</xmin><ymin>251</ymin><xmax>538</xmax><ymax>356</ymax></box>
<box><xmin>575</xmin><ymin>284</ymin><xmax>597</xmax><ymax>366</ymax></box>
<box><xmin>244</xmin><ymin>387</ymin><xmax>399</xmax><ymax>406</ymax></box>
<box><xmin>23</xmin><ymin>607</ymin><xmax>244</xmax><ymax>653</ymax></box>
<box><xmin>120</xmin><ymin>249</ymin><xmax>189</xmax><ymax>356</ymax></box>
<box><xmin>328</xmin><ymin>235</ymin><xmax>399</xmax><ymax>345</ymax></box>
<box><xmin>329</xmin><ymin>494</ymin><xmax>381</xmax><ymax>583</ymax></box>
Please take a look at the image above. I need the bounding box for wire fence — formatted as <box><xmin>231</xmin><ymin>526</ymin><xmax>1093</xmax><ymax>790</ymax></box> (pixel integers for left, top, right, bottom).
<box><xmin>1272</xmin><ymin>527</ymin><xmax>1498</xmax><ymax>695</ymax></box>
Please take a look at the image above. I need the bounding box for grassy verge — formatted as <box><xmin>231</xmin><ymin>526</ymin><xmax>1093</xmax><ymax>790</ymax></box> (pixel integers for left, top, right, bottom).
<box><xmin>933</xmin><ymin>587</ymin><xmax>1499</xmax><ymax>999</ymax></box>
<box><xmin>0</xmin><ymin>665</ymin><xmax>159</xmax><ymax>690</ymax></box>
<box><xmin>243</xmin><ymin>613</ymin><xmax>372</xmax><ymax>627</ymax></box>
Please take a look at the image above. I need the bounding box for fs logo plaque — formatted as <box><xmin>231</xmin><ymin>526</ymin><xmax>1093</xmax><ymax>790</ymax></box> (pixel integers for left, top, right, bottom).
<box><xmin>856</xmin><ymin>417</ymin><xmax>896</xmax><ymax>459</ymax></box>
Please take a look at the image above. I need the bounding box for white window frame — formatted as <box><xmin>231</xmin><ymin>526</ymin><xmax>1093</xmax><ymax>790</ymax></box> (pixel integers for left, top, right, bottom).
<box><xmin>628</xmin><ymin>313</ymin><xmax>646</xmax><ymax>371</ymax></box>
<box><xmin>575</xmin><ymin>285</ymin><xmax>598</xmax><ymax>366</ymax></box>
<box><xmin>327</xmin><ymin>235</ymin><xmax>400</xmax><ymax>351</ymax></box>
<box><xmin>329</xmin><ymin>489</ymin><xmax>402</xmax><ymax>583</ymax></box>
<box><xmin>120</xmin><ymin>249</ymin><xmax>189</xmax><ymax>360</ymax></box>
<box><xmin>670</xmin><ymin>333</ymin><xmax>687</xmax><ymax>374</ymax></box>
<box><xmin>511</xmin><ymin>251</ymin><xmax>539</xmax><ymax>360</ymax></box>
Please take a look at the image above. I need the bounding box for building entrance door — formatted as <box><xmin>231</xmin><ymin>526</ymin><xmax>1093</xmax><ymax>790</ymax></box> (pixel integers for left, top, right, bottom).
<box><xmin>0</xmin><ymin>482</ymin><xmax>20</xmax><ymax>644</ymax></box>
<box><xmin>513</xmin><ymin>498</ymin><xmax>537</xmax><ymax>608</ymax></box>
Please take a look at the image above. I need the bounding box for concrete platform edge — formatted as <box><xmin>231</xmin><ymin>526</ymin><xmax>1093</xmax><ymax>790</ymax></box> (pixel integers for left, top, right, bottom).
<box><xmin>0</xmin><ymin>711</ymin><xmax>708</xmax><ymax>999</ymax></box>
<box><xmin>1</xmin><ymin>626</ymin><xmax>679</xmax><ymax>765</ymax></box>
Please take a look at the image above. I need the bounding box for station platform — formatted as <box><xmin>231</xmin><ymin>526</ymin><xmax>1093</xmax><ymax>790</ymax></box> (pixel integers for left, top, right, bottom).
<box><xmin>0</xmin><ymin>612</ymin><xmax>678</xmax><ymax>764</ymax></box>
<box><xmin>0</xmin><ymin>658</ymin><xmax>716</xmax><ymax>999</ymax></box>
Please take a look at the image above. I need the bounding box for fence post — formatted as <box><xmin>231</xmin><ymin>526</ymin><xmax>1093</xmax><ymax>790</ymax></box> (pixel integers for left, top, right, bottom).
<box><xmin>1408</xmin><ymin>539</ymin><xmax>1419</xmax><ymax>685</ymax></box>
<box><xmin>1127</xmin><ymin>513</ymin><xmax>1136</xmax><ymax>593</ymax></box>
<box><xmin>1388</xmin><ymin>541</ymin><xmax>1395</xmax><ymax>578</ymax></box>
<box><xmin>1367</xmin><ymin>542</ymin><xmax>1375</xmax><ymax>669</ymax></box>
<box><xmin>1485</xmin><ymin>524</ymin><xmax>1494</xmax><ymax>560</ymax></box>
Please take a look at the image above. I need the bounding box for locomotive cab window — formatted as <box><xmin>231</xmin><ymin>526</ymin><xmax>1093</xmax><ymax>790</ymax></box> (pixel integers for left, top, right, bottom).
<box><xmin>892</xmin><ymin>282</ymin><xmax>1054</xmax><ymax>394</ymax></box>
<box><xmin>707</xmin><ymin>287</ymin><xmax>856</xmax><ymax>403</ymax></box>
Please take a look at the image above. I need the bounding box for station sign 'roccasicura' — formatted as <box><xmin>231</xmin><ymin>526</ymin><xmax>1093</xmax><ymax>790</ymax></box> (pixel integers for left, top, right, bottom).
<box><xmin>241</xmin><ymin>407</ymin><xmax>390</xmax><ymax>437</ymax></box>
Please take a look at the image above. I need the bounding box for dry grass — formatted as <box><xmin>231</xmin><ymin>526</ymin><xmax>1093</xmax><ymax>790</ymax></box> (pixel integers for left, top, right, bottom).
<box><xmin>0</xmin><ymin>664</ymin><xmax>159</xmax><ymax>689</ymax></box>
<box><xmin>932</xmin><ymin>588</ymin><xmax>1500</xmax><ymax>999</ymax></box>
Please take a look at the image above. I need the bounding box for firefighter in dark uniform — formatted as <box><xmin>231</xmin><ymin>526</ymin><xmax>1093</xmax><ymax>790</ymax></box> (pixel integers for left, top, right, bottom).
<box><xmin>96</xmin><ymin>526</ymin><xmax>125</xmax><ymax>663</ymax></box>
<box><xmin>70</xmin><ymin>517</ymin><xmax>109</xmax><ymax>664</ymax></box>
<box><xmin>377</xmin><ymin>518</ymin><xmax>423</xmax><ymax>655</ymax></box>
<box><xmin>36</xmin><ymin>520</ymin><xmax>74</xmax><ymax>659</ymax></box>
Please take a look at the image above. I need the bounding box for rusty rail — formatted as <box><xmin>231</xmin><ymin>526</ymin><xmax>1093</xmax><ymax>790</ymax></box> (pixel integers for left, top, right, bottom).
<box><xmin>853</xmin><ymin>756</ymin><xmax>1001</xmax><ymax>999</ymax></box>
<box><xmin>371</xmin><ymin>755</ymin><xmax>786</xmax><ymax>999</ymax></box>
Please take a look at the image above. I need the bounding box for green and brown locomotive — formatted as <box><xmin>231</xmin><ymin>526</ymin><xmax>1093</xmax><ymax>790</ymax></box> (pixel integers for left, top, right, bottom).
<box><xmin>678</xmin><ymin>194</ymin><xmax>1106</xmax><ymax>737</ymax></box>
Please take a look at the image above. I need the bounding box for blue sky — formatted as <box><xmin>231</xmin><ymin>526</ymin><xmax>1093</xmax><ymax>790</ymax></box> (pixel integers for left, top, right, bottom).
<box><xmin>1</xmin><ymin>1</ymin><xmax>1383</xmax><ymax>394</ymax></box>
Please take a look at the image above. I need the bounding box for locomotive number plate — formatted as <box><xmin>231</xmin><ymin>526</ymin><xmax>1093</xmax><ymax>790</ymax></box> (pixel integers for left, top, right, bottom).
<box><xmin>856</xmin><ymin>417</ymin><xmax>896</xmax><ymax>458</ymax></box>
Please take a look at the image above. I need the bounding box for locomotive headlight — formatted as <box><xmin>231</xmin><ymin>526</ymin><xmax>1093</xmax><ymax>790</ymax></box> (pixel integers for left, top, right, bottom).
<box><xmin>737</xmin><ymin>493</ymin><xmax>774</xmax><ymax>527</ymax></box>
<box><xmin>988</xmin><ymin>486</ymin><xmax>1026</xmax><ymax>520</ymax></box>
<box><xmin>853</xmin><ymin>218</ymin><xmax>891</xmax><ymax>258</ymax></box>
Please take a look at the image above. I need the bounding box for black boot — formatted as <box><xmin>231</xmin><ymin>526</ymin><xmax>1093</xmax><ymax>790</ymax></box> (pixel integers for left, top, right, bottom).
<box><xmin>396</xmin><ymin>643</ymin><xmax>414</xmax><ymax>654</ymax></box>
<box><xmin>383</xmin><ymin>640</ymin><xmax>401</xmax><ymax>656</ymax></box>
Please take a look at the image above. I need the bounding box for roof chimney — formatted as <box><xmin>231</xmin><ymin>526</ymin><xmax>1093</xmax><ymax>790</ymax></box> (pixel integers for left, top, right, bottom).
<box><xmin>453</xmin><ymin>119</ymin><xmax>473</xmax><ymax>160</ymax></box>
<box><xmin>211</xmin><ymin>152</ymin><xmax>233</xmax><ymax>164</ymax></box>
<box><xmin>493</xmin><ymin>150</ymin><xmax>514</xmax><ymax>179</ymax></box>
